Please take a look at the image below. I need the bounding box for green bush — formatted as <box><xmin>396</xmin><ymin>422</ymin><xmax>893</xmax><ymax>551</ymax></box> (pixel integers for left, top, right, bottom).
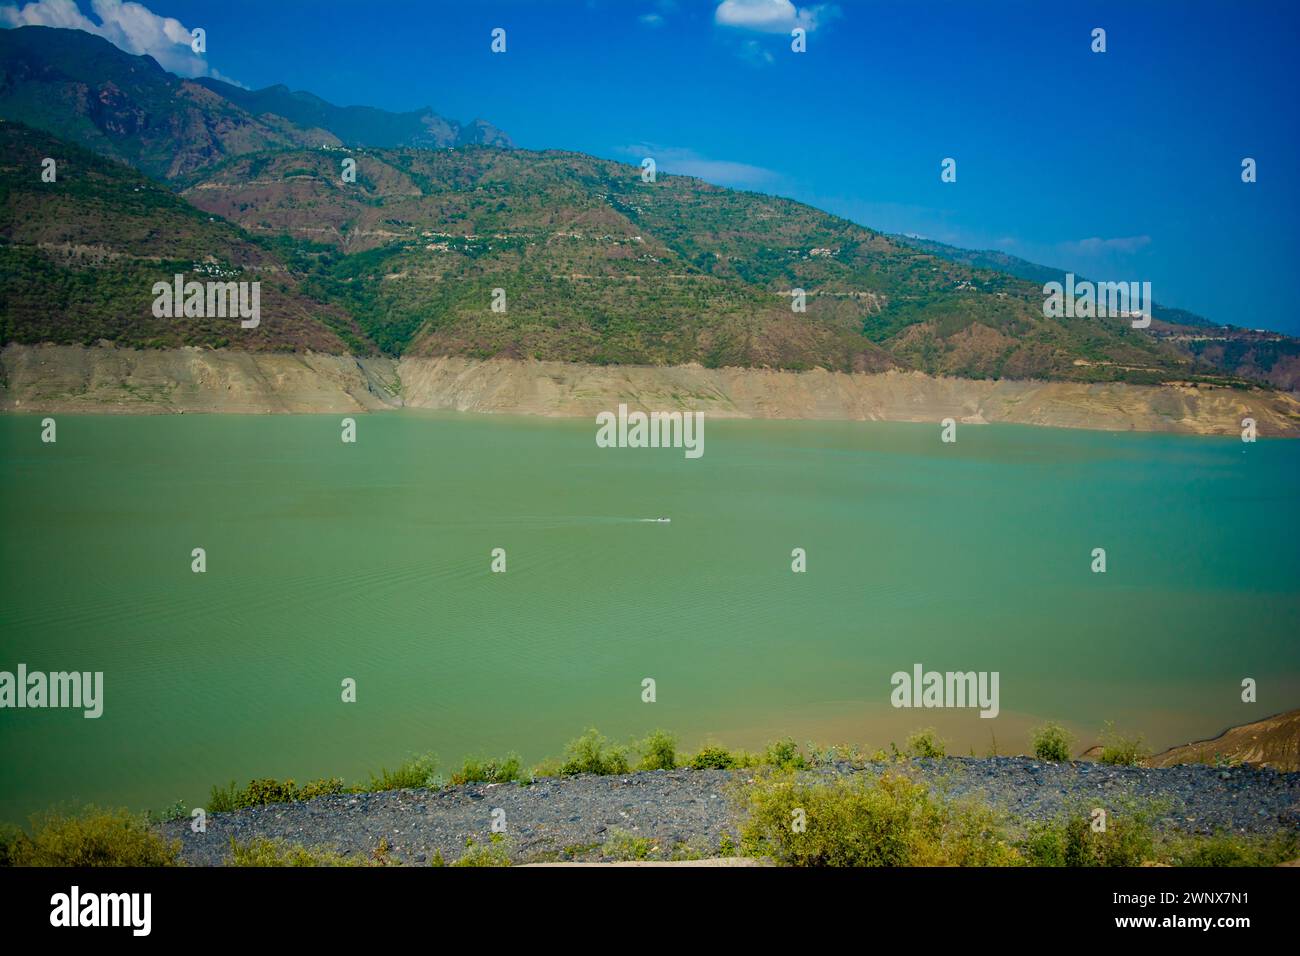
<box><xmin>208</xmin><ymin>776</ymin><xmax>347</xmax><ymax>812</ymax></box>
<box><xmin>905</xmin><ymin>728</ymin><xmax>946</xmax><ymax>759</ymax></box>
<box><xmin>364</xmin><ymin>753</ymin><xmax>440</xmax><ymax>792</ymax></box>
<box><xmin>738</xmin><ymin>771</ymin><xmax>1019</xmax><ymax>867</ymax></box>
<box><xmin>604</xmin><ymin>828</ymin><xmax>655</xmax><ymax>861</ymax></box>
<box><xmin>227</xmin><ymin>837</ymin><xmax>361</xmax><ymax>867</ymax></box>
<box><xmin>1030</xmin><ymin>723</ymin><xmax>1076</xmax><ymax>762</ymax></box>
<box><xmin>0</xmin><ymin>822</ymin><xmax>27</xmax><ymax>866</ymax></box>
<box><xmin>688</xmin><ymin>744</ymin><xmax>738</xmax><ymax>770</ymax></box>
<box><xmin>1097</xmin><ymin>723</ymin><xmax>1149</xmax><ymax>766</ymax></box>
<box><xmin>454</xmin><ymin>834</ymin><xmax>512</xmax><ymax>867</ymax></box>
<box><xmin>8</xmin><ymin>807</ymin><xmax>181</xmax><ymax>867</ymax></box>
<box><xmin>1168</xmin><ymin>830</ymin><xmax>1300</xmax><ymax>867</ymax></box>
<box><xmin>636</xmin><ymin>730</ymin><xmax>678</xmax><ymax>771</ymax></box>
<box><xmin>556</xmin><ymin>729</ymin><xmax>630</xmax><ymax>776</ymax></box>
<box><xmin>449</xmin><ymin>754</ymin><xmax>525</xmax><ymax>786</ymax></box>
<box><xmin>764</xmin><ymin>738</ymin><xmax>807</xmax><ymax>770</ymax></box>
<box><xmin>1021</xmin><ymin>807</ymin><xmax>1155</xmax><ymax>866</ymax></box>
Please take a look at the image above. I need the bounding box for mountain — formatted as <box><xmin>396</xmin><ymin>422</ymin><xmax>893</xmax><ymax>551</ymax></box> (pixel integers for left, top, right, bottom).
<box><xmin>892</xmin><ymin>234</ymin><xmax>1300</xmax><ymax>390</ymax></box>
<box><xmin>0</xmin><ymin>26</ymin><xmax>1290</xmax><ymax>389</ymax></box>
<box><xmin>169</xmin><ymin>143</ymin><xmax>1217</xmax><ymax>381</ymax></box>
<box><xmin>0</xmin><ymin>26</ymin><xmax>338</xmax><ymax>180</ymax></box>
<box><xmin>0</xmin><ymin>26</ymin><xmax>508</xmax><ymax>181</ymax></box>
<box><xmin>0</xmin><ymin>115</ymin><xmax>1248</xmax><ymax>383</ymax></box>
<box><xmin>193</xmin><ymin>79</ymin><xmax>512</xmax><ymax>149</ymax></box>
<box><xmin>0</xmin><ymin>121</ymin><xmax>374</xmax><ymax>353</ymax></box>
<box><xmin>890</xmin><ymin>234</ymin><xmax>1217</xmax><ymax>327</ymax></box>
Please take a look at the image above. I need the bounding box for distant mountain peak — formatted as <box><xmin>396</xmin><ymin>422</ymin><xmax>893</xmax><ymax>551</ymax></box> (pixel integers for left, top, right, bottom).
<box><xmin>0</xmin><ymin>25</ymin><xmax>511</xmax><ymax>181</ymax></box>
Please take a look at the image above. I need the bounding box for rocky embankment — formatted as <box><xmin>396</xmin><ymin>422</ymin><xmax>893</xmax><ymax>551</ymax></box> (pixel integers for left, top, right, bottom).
<box><xmin>164</xmin><ymin>758</ymin><xmax>1300</xmax><ymax>867</ymax></box>
<box><xmin>4</xmin><ymin>344</ymin><xmax>1300</xmax><ymax>435</ymax></box>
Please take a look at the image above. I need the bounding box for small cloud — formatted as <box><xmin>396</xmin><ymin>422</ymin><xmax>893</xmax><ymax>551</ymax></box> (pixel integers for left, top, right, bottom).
<box><xmin>0</xmin><ymin>0</ymin><xmax>235</xmax><ymax>81</ymax></box>
<box><xmin>638</xmin><ymin>13</ymin><xmax>664</xmax><ymax>27</ymax></box>
<box><xmin>714</xmin><ymin>0</ymin><xmax>836</xmax><ymax>33</ymax></box>
<box><xmin>738</xmin><ymin>38</ymin><xmax>774</xmax><ymax>65</ymax></box>
<box><xmin>1061</xmin><ymin>235</ymin><xmax>1152</xmax><ymax>255</ymax></box>
<box><xmin>620</xmin><ymin>144</ymin><xmax>779</xmax><ymax>189</ymax></box>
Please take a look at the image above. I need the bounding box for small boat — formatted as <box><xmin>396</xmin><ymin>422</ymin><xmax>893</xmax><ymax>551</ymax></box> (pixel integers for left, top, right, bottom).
<box><xmin>655</xmin><ymin>517</ymin><xmax>671</xmax><ymax>523</ymax></box>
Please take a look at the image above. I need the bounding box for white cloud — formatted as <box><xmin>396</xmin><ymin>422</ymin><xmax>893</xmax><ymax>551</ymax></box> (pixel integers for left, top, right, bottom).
<box><xmin>0</xmin><ymin>0</ymin><xmax>239</xmax><ymax>82</ymax></box>
<box><xmin>638</xmin><ymin>13</ymin><xmax>664</xmax><ymax>27</ymax></box>
<box><xmin>621</xmin><ymin>144</ymin><xmax>779</xmax><ymax>189</ymax></box>
<box><xmin>737</xmin><ymin>38</ymin><xmax>774</xmax><ymax>65</ymax></box>
<box><xmin>714</xmin><ymin>0</ymin><xmax>834</xmax><ymax>33</ymax></box>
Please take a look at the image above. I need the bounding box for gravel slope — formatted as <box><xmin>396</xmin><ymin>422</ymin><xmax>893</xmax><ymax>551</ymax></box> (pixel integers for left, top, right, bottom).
<box><xmin>164</xmin><ymin>758</ymin><xmax>1300</xmax><ymax>866</ymax></box>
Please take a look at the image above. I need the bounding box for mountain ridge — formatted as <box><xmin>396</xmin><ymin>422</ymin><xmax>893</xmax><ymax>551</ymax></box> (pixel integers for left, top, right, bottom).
<box><xmin>3</xmin><ymin>26</ymin><xmax>1298</xmax><ymax>395</ymax></box>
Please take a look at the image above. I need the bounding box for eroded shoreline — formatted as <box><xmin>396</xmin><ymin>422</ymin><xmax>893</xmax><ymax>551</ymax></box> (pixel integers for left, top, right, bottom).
<box><xmin>5</xmin><ymin>344</ymin><xmax>1299</xmax><ymax>436</ymax></box>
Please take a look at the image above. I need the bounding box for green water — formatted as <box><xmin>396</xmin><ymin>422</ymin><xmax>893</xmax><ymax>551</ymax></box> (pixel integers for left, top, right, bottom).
<box><xmin>1</xmin><ymin>412</ymin><xmax>1297</xmax><ymax>820</ymax></box>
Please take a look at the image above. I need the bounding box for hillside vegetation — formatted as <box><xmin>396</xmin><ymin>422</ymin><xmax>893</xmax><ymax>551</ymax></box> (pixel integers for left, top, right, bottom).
<box><xmin>2</xmin><ymin>24</ymin><xmax>1295</xmax><ymax>389</ymax></box>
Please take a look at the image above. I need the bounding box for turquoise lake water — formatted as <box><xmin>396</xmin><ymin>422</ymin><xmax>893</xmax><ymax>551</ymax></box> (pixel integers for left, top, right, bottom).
<box><xmin>1</xmin><ymin>412</ymin><xmax>1297</xmax><ymax>820</ymax></box>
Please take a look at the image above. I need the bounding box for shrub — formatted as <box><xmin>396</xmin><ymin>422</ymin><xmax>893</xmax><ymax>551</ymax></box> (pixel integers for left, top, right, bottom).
<box><xmin>1021</xmin><ymin>807</ymin><xmax>1156</xmax><ymax>866</ymax></box>
<box><xmin>905</xmin><ymin>728</ymin><xmax>946</xmax><ymax>759</ymax></box>
<box><xmin>738</xmin><ymin>771</ymin><xmax>1018</xmax><ymax>867</ymax></box>
<box><xmin>209</xmin><ymin>776</ymin><xmax>347</xmax><ymax>812</ymax></box>
<box><xmin>764</xmin><ymin>738</ymin><xmax>807</xmax><ymax>770</ymax></box>
<box><xmin>449</xmin><ymin>754</ymin><xmax>524</xmax><ymax>786</ymax></box>
<box><xmin>557</xmin><ymin>729</ymin><xmax>630</xmax><ymax>776</ymax></box>
<box><xmin>365</xmin><ymin>753</ymin><xmax>440</xmax><ymax>792</ymax></box>
<box><xmin>1030</xmin><ymin>723</ymin><xmax>1076</xmax><ymax>762</ymax></box>
<box><xmin>0</xmin><ymin>822</ymin><xmax>27</xmax><ymax>866</ymax></box>
<box><xmin>148</xmin><ymin>799</ymin><xmax>189</xmax><ymax>824</ymax></box>
<box><xmin>1169</xmin><ymin>830</ymin><xmax>1300</xmax><ymax>867</ymax></box>
<box><xmin>636</xmin><ymin>730</ymin><xmax>677</xmax><ymax>771</ymax></box>
<box><xmin>226</xmin><ymin>837</ymin><xmax>375</xmax><ymax>867</ymax></box>
<box><xmin>454</xmin><ymin>834</ymin><xmax>512</xmax><ymax>867</ymax></box>
<box><xmin>604</xmin><ymin>828</ymin><xmax>655</xmax><ymax>861</ymax></box>
<box><xmin>297</xmin><ymin>778</ymin><xmax>348</xmax><ymax>800</ymax></box>
<box><xmin>689</xmin><ymin>744</ymin><xmax>738</xmax><ymax>770</ymax></box>
<box><xmin>1097</xmin><ymin>723</ymin><xmax>1149</xmax><ymax>766</ymax></box>
<box><xmin>8</xmin><ymin>807</ymin><xmax>181</xmax><ymax>867</ymax></box>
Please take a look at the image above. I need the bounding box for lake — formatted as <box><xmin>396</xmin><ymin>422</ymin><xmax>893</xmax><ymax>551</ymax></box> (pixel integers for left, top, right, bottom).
<box><xmin>1</xmin><ymin>411</ymin><xmax>1297</xmax><ymax>821</ymax></box>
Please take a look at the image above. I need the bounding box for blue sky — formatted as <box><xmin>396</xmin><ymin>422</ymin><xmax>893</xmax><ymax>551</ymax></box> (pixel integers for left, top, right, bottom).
<box><xmin>5</xmin><ymin>0</ymin><xmax>1298</xmax><ymax>331</ymax></box>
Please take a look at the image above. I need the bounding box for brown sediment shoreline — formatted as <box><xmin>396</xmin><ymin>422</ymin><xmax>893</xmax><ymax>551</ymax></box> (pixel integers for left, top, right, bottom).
<box><xmin>3</xmin><ymin>343</ymin><xmax>1299</xmax><ymax>437</ymax></box>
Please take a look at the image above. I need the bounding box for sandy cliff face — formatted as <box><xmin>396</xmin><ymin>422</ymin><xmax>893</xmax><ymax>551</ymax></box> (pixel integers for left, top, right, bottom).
<box><xmin>0</xmin><ymin>344</ymin><xmax>399</xmax><ymax>414</ymax></box>
<box><xmin>4</xmin><ymin>344</ymin><xmax>1299</xmax><ymax>436</ymax></box>
<box><xmin>394</xmin><ymin>355</ymin><xmax>1300</xmax><ymax>437</ymax></box>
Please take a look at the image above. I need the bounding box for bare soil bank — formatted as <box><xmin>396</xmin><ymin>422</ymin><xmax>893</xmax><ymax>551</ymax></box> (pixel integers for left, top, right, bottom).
<box><xmin>5</xmin><ymin>344</ymin><xmax>1300</xmax><ymax>436</ymax></box>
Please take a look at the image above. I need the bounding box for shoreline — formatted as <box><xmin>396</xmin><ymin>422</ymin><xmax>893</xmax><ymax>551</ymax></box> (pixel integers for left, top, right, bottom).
<box><xmin>4</xmin><ymin>344</ymin><xmax>1300</xmax><ymax>436</ymax></box>
<box><xmin>161</xmin><ymin>758</ymin><xmax>1300</xmax><ymax>867</ymax></box>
